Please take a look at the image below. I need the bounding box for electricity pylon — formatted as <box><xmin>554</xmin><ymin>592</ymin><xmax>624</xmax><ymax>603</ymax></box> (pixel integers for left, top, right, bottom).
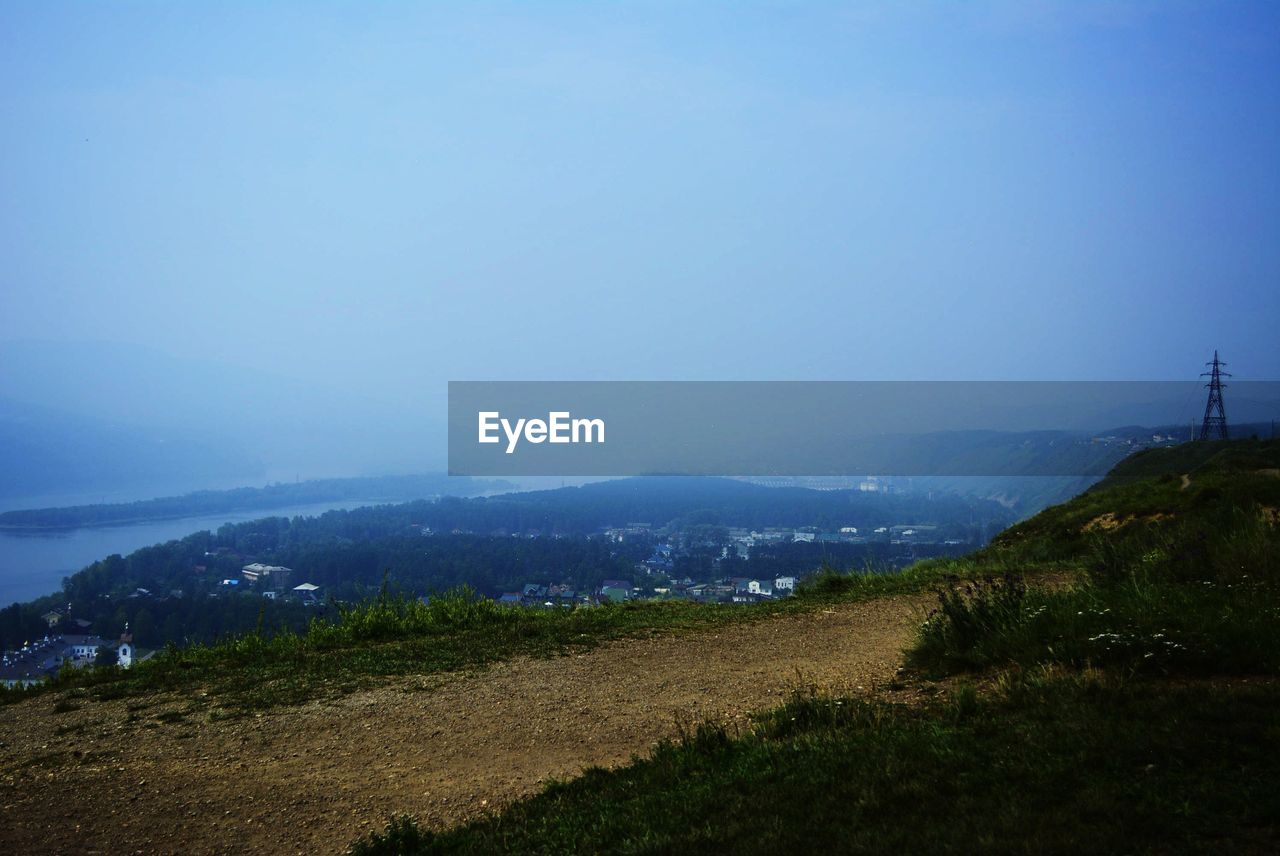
<box><xmin>1198</xmin><ymin>350</ymin><xmax>1230</xmax><ymax>441</ymax></box>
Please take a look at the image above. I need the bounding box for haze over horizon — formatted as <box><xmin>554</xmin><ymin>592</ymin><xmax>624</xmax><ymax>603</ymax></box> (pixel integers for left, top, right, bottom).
<box><xmin>2</xmin><ymin>7</ymin><xmax>1280</xmax><ymax>850</ymax></box>
<box><xmin>2</xmin><ymin>2</ymin><xmax>1278</xmax><ymax>491</ymax></box>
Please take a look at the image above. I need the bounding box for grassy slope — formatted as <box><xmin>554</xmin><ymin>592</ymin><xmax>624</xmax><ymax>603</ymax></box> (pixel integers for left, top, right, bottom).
<box><xmin>3</xmin><ymin>567</ymin><xmax>938</xmax><ymax>715</ymax></box>
<box><xmin>356</xmin><ymin>676</ymin><xmax>1279</xmax><ymax>855</ymax></box>
<box><xmin>988</xmin><ymin>437</ymin><xmax>1280</xmax><ymax>564</ymax></box>
<box><xmin>355</xmin><ymin>439</ymin><xmax>1280</xmax><ymax>854</ymax></box>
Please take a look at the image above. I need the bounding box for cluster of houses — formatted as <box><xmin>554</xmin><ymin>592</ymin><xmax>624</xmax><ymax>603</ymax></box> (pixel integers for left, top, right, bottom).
<box><xmin>626</xmin><ymin>525</ymin><xmax>956</xmax><ymax>572</ymax></box>
<box><xmin>714</xmin><ymin>524</ymin><xmax>958</xmax><ymax>553</ymax></box>
<box><xmin>651</xmin><ymin>575</ymin><xmax>798</xmax><ymax>603</ymax></box>
<box><xmin>217</xmin><ymin>564</ymin><xmax>322</xmax><ymax>603</ymax></box>
<box><xmin>505</xmin><ymin>518</ymin><xmax>960</xmax><ymax>610</ymax></box>
<box><xmin>0</xmin><ymin>611</ymin><xmax>142</xmax><ymax>689</ymax></box>
<box><xmin>496</xmin><ymin>574</ymin><xmax>799</xmax><ymax>609</ymax></box>
<box><xmin>497</xmin><ymin>583</ymin><xmax>584</xmax><ymax>608</ymax></box>
<box><xmin>1091</xmin><ymin>432</ymin><xmax>1184</xmax><ymax>448</ymax></box>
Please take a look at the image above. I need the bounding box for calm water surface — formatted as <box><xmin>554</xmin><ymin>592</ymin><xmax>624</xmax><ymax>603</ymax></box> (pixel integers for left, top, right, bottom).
<box><xmin>0</xmin><ymin>500</ymin><xmax>376</xmax><ymax>605</ymax></box>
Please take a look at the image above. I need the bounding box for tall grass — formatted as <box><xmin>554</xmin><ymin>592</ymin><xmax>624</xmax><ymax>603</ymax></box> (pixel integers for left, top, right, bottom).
<box><xmin>312</xmin><ymin>585</ymin><xmax>517</xmax><ymax>645</ymax></box>
<box><xmin>795</xmin><ymin>551</ymin><xmax>1052</xmax><ymax>600</ymax></box>
<box><xmin>911</xmin><ymin>573</ymin><xmax>1028</xmax><ymax>671</ymax></box>
<box><xmin>910</xmin><ymin>505</ymin><xmax>1280</xmax><ymax>676</ymax></box>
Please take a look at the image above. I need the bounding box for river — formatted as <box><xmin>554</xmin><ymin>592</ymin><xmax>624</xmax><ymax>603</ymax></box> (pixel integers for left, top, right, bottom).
<box><xmin>0</xmin><ymin>500</ymin><xmax>380</xmax><ymax>605</ymax></box>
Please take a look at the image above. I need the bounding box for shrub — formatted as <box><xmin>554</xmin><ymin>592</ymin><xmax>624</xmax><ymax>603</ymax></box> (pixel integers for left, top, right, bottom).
<box><xmin>913</xmin><ymin>574</ymin><xmax>1027</xmax><ymax>671</ymax></box>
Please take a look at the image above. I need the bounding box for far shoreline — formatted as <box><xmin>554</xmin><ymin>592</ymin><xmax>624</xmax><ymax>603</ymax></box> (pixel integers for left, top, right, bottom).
<box><xmin>0</xmin><ymin>473</ymin><xmax>512</xmax><ymax>533</ymax></box>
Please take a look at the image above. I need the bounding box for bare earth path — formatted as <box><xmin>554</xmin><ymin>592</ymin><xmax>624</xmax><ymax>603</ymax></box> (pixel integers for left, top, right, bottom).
<box><xmin>0</xmin><ymin>595</ymin><xmax>928</xmax><ymax>855</ymax></box>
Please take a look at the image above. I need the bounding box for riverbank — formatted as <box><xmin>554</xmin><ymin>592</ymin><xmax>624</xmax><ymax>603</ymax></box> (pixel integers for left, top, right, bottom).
<box><xmin>0</xmin><ymin>499</ymin><xmax>383</xmax><ymax>604</ymax></box>
<box><xmin>0</xmin><ymin>474</ymin><xmax>508</xmax><ymax>532</ymax></box>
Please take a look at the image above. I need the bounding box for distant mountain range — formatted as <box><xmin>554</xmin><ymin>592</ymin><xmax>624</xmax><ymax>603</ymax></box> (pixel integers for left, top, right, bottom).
<box><xmin>0</xmin><ymin>395</ymin><xmax>264</xmax><ymax>500</ymax></box>
<box><xmin>3</xmin><ymin>340</ymin><xmax>1276</xmax><ymax>503</ymax></box>
<box><xmin>0</xmin><ymin>340</ymin><xmax>445</xmax><ymax>499</ymax></box>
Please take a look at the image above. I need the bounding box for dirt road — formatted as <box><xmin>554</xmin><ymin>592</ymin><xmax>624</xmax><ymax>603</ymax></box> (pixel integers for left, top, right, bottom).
<box><xmin>0</xmin><ymin>595</ymin><xmax>927</xmax><ymax>854</ymax></box>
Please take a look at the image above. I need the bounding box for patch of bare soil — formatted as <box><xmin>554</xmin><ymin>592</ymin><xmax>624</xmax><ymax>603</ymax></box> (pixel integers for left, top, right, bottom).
<box><xmin>0</xmin><ymin>595</ymin><xmax>930</xmax><ymax>855</ymax></box>
<box><xmin>1083</xmin><ymin>511</ymin><xmax>1122</xmax><ymax>532</ymax></box>
<box><xmin>1083</xmin><ymin>511</ymin><xmax>1173</xmax><ymax>533</ymax></box>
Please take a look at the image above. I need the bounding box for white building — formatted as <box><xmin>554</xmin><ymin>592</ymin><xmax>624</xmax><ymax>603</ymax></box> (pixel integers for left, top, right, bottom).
<box><xmin>293</xmin><ymin>582</ymin><xmax>321</xmax><ymax>603</ymax></box>
<box><xmin>63</xmin><ymin>634</ymin><xmax>106</xmax><ymax>660</ymax></box>
<box><xmin>117</xmin><ymin>629</ymin><xmax>134</xmax><ymax>669</ymax></box>
<box><xmin>241</xmin><ymin>563</ymin><xmax>293</xmax><ymax>586</ymax></box>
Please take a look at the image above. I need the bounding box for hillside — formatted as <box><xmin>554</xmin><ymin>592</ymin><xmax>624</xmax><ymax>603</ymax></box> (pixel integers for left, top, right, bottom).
<box><xmin>1095</xmin><ymin>434</ymin><xmax>1280</xmax><ymax>486</ymax></box>
<box><xmin>988</xmin><ymin>437</ymin><xmax>1280</xmax><ymax>566</ymax></box>
<box><xmin>1</xmin><ymin>441</ymin><xmax>1277</xmax><ymax>854</ymax></box>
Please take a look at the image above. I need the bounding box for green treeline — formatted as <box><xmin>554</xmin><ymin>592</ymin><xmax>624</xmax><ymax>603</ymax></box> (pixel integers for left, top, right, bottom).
<box><xmin>0</xmin><ymin>474</ymin><xmax>507</xmax><ymax>529</ymax></box>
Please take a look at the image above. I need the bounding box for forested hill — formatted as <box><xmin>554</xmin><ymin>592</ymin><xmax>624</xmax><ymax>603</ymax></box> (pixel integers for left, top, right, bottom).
<box><xmin>0</xmin><ymin>474</ymin><xmax>510</xmax><ymax>529</ymax></box>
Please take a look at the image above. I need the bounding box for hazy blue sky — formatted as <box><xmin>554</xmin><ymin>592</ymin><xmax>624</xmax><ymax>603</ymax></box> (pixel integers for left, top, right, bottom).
<box><xmin>2</xmin><ymin>1</ymin><xmax>1278</xmax><ymax>399</ymax></box>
